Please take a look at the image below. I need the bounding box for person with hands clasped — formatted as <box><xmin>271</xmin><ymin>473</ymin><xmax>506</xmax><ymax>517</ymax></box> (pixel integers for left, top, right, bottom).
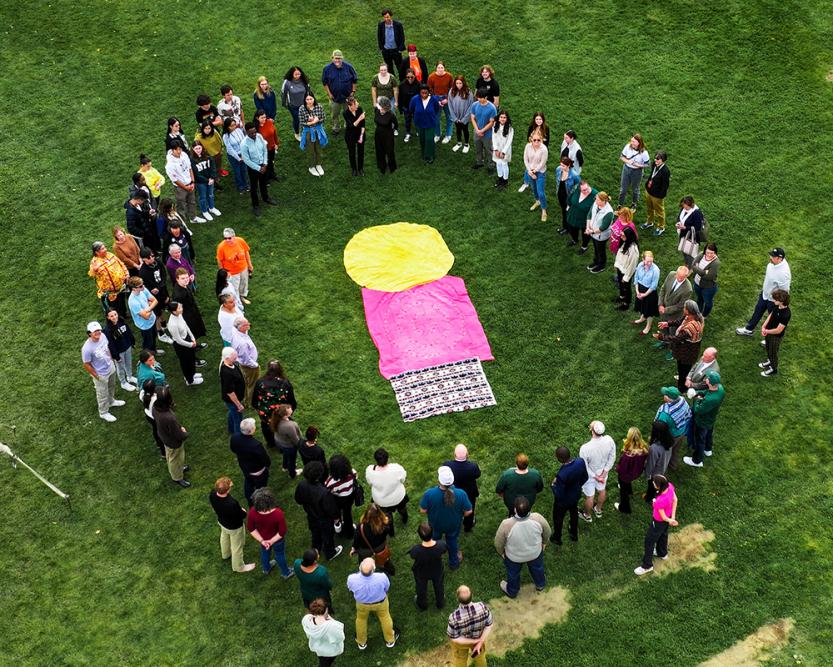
<box><xmin>634</xmin><ymin>475</ymin><xmax>678</xmax><ymax>575</ymax></box>
<box><xmin>247</xmin><ymin>487</ymin><xmax>294</xmax><ymax>578</ymax></box>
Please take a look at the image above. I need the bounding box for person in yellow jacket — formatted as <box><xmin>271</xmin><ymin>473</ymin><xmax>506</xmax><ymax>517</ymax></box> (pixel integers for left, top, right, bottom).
<box><xmin>89</xmin><ymin>241</ymin><xmax>129</xmax><ymax>318</ymax></box>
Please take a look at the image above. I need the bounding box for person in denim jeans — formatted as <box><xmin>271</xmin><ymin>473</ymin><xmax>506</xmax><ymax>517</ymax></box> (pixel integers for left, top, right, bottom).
<box><xmin>523</xmin><ymin>132</ymin><xmax>549</xmax><ymax>222</ymax></box>
<box><xmin>247</xmin><ymin>487</ymin><xmax>294</xmax><ymax>578</ymax></box>
<box><xmin>494</xmin><ymin>497</ymin><xmax>551</xmax><ymax>598</ymax></box>
<box><xmin>222</xmin><ymin>117</ymin><xmax>250</xmax><ymax>193</ymax></box>
<box><xmin>691</xmin><ymin>243</ymin><xmax>720</xmax><ymax>317</ymax></box>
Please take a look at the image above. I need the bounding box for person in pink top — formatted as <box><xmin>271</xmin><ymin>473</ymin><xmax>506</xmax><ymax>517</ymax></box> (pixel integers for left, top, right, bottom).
<box><xmin>609</xmin><ymin>206</ymin><xmax>638</xmax><ymax>256</ymax></box>
<box><xmin>634</xmin><ymin>475</ymin><xmax>678</xmax><ymax>575</ymax></box>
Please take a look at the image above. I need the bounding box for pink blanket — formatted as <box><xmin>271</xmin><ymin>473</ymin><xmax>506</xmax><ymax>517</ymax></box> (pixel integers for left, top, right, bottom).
<box><xmin>362</xmin><ymin>275</ymin><xmax>493</xmax><ymax>379</ymax></box>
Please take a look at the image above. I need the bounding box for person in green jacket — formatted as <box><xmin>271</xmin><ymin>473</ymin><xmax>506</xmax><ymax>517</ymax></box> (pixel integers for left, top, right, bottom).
<box><xmin>684</xmin><ymin>371</ymin><xmax>725</xmax><ymax>468</ymax></box>
<box><xmin>294</xmin><ymin>548</ymin><xmax>334</xmax><ymax>611</ymax></box>
<box><xmin>566</xmin><ymin>180</ymin><xmax>598</xmax><ymax>248</ymax></box>
<box><xmin>495</xmin><ymin>453</ymin><xmax>544</xmax><ymax>515</ymax></box>
<box><xmin>136</xmin><ymin>349</ymin><xmax>167</xmax><ymax>388</ymax></box>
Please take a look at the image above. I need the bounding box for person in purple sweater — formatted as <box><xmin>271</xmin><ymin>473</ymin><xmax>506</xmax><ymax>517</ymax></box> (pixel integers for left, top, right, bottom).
<box><xmin>549</xmin><ymin>447</ymin><xmax>589</xmax><ymax>545</ymax></box>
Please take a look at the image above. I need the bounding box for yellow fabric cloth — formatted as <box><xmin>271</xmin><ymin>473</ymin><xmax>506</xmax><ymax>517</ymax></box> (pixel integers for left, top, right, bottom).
<box><xmin>343</xmin><ymin>223</ymin><xmax>454</xmax><ymax>291</ymax></box>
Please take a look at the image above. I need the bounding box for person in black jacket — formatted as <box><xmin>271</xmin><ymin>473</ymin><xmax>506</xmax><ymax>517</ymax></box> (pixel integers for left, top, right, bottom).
<box><xmin>442</xmin><ymin>444</ymin><xmax>481</xmax><ymax>533</ymax></box>
<box><xmin>642</xmin><ymin>151</ymin><xmax>671</xmax><ymax>236</ymax></box>
<box><xmin>377</xmin><ymin>9</ymin><xmax>405</xmax><ymax>76</ymax></box>
<box><xmin>230</xmin><ymin>418</ymin><xmax>272</xmax><ymax>504</ymax></box>
<box><xmin>298</xmin><ymin>426</ymin><xmax>327</xmax><ymax>470</ymax></box>
<box><xmin>294</xmin><ymin>462</ymin><xmax>344</xmax><ymax>562</ymax></box>
<box><xmin>104</xmin><ymin>308</ymin><xmax>137</xmax><ymax>391</ymax></box>
<box><xmin>374</xmin><ymin>96</ymin><xmax>398</xmax><ymax>174</ymax></box>
<box><xmin>124</xmin><ymin>190</ymin><xmax>159</xmax><ymax>252</ymax></box>
<box><xmin>342</xmin><ymin>96</ymin><xmax>366</xmax><ymax>176</ymax></box>
<box><xmin>138</xmin><ymin>247</ymin><xmax>172</xmax><ymax>343</ymax></box>
<box><xmin>209</xmin><ymin>476</ymin><xmax>256</xmax><ymax>572</ymax></box>
<box><xmin>398</xmin><ymin>69</ymin><xmax>421</xmax><ymax>142</ymax></box>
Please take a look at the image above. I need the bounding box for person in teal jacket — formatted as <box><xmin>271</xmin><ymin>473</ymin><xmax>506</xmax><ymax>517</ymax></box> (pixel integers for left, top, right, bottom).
<box><xmin>136</xmin><ymin>349</ymin><xmax>167</xmax><ymax>388</ymax></box>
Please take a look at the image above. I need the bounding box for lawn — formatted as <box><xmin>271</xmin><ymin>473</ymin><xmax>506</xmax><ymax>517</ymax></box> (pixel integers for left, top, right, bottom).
<box><xmin>1</xmin><ymin>1</ymin><xmax>833</xmax><ymax>665</ymax></box>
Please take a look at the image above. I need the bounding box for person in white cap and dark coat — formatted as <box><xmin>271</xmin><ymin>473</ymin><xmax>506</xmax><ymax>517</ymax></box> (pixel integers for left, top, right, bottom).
<box><xmin>578</xmin><ymin>421</ymin><xmax>616</xmax><ymax>522</ymax></box>
<box><xmin>418</xmin><ymin>466</ymin><xmax>472</xmax><ymax>571</ymax></box>
<box><xmin>81</xmin><ymin>321</ymin><xmax>127</xmax><ymax>422</ymax></box>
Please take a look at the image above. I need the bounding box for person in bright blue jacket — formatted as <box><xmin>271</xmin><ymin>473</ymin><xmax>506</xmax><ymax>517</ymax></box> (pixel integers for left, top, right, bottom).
<box><xmin>408</xmin><ymin>85</ymin><xmax>442</xmax><ymax>164</ymax></box>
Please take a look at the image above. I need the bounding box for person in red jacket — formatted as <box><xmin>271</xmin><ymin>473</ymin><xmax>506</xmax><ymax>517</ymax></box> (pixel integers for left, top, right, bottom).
<box><xmin>247</xmin><ymin>487</ymin><xmax>293</xmax><ymax>577</ymax></box>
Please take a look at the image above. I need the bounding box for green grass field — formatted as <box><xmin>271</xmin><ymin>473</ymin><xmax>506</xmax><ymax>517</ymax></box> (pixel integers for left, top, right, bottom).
<box><xmin>2</xmin><ymin>1</ymin><xmax>833</xmax><ymax>665</ymax></box>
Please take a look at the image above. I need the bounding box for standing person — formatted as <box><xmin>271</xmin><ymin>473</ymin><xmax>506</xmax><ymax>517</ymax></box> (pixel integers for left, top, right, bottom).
<box><xmin>549</xmin><ymin>446</ymin><xmax>588</xmax><ymax>545</ymax></box>
<box><xmin>642</xmin><ymin>151</ymin><xmax>671</xmax><ymax>235</ymax></box>
<box><xmin>325</xmin><ymin>454</ymin><xmax>358</xmax><ymax>539</ymax></box>
<box><xmin>585</xmin><ymin>191</ymin><xmax>615</xmax><ymax>272</ymax></box>
<box><xmin>691</xmin><ymin>243</ymin><xmax>721</xmax><ymax>317</ymax></box>
<box><xmin>222</xmin><ymin>117</ymin><xmax>250</xmax><ymax>194</ymax></box>
<box><xmin>409</xmin><ymin>85</ymin><xmax>442</xmax><ymax>164</ymax></box>
<box><xmin>219</xmin><ymin>347</ymin><xmax>246</xmax><ymax>435</ymax></box>
<box><xmin>448</xmin><ymin>75</ymin><xmax>474</xmax><ymax>153</ymax></box>
<box><xmin>658</xmin><ymin>266</ymin><xmax>693</xmax><ymax>327</ymax></box>
<box><xmin>216</xmin><ymin>228</ymin><xmax>253</xmax><ymax>305</ymax></box>
<box><xmin>141</xmin><ymin>381</ymin><xmax>166</xmax><ymax>458</ymax></box>
<box><xmin>240</xmin><ymin>123</ymin><xmax>275</xmax><ymax>216</ymax></box>
<box><xmin>643</xmin><ymin>420</ymin><xmax>674</xmax><ymax>504</ymax></box>
<box><xmin>634</xmin><ymin>475</ymin><xmax>678</xmax><ymax>576</ymax></box>
<box><xmin>216</xmin><ymin>269</ymin><xmax>243</xmax><ymax>314</ymax></box>
<box><xmin>281</xmin><ymin>66</ymin><xmax>311</xmax><ymax>140</ymax></box>
<box><xmin>252</xmin><ymin>360</ymin><xmax>297</xmax><ymax>447</ymax></box>
<box><xmin>428</xmin><ymin>61</ymin><xmax>454</xmax><ymax>143</ymax></box>
<box><xmin>299</xmin><ymin>426</ymin><xmax>327</xmax><ymax>469</ymax></box>
<box><xmin>760</xmin><ymin>289</ymin><xmax>791</xmax><ymax>377</ymax></box>
<box><xmin>124</xmin><ymin>189</ymin><xmax>156</xmax><ymax>249</ymax></box>
<box><xmin>656</xmin><ymin>300</ymin><xmax>705</xmax><ymax>392</ymax></box>
<box><xmin>410</xmin><ymin>522</ymin><xmax>447</xmax><ymax>611</ymax></box>
<box><xmin>152</xmin><ymin>386</ymin><xmax>191</xmax><ymax>488</ymax></box>
<box><xmin>736</xmin><ymin>248</ymin><xmax>792</xmax><ymax>336</ymax></box>
<box><xmin>377</xmin><ymin>8</ymin><xmax>405</xmax><ymax>76</ymax></box>
<box><xmin>138</xmin><ymin>248</ymin><xmax>172</xmax><ymax>344</ymax></box>
<box><xmin>190</xmin><ymin>142</ymin><xmax>221</xmax><ymax>221</ymax></box>
<box><xmin>494</xmin><ymin>497</ymin><xmax>551</xmax><ymax>598</ymax></box>
<box><xmin>365</xmin><ymin>448</ymin><xmax>408</xmax><ymax>535</ymax></box>
<box><xmin>209</xmin><ymin>477</ymin><xmax>256</xmax><ymax>573</ymax></box>
<box><xmin>270</xmin><ymin>403</ymin><xmax>303</xmax><ymax>479</ymax></box>
<box><xmin>171</xmin><ymin>269</ymin><xmax>205</xmax><ymax>343</ymax></box>
<box><xmin>254</xmin><ymin>108</ymin><xmax>280</xmax><ymax>182</ymax></box>
<box><xmin>343</xmin><ymin>96</ymin><xmax>367</xmax><ymax>176</ymax></box>
<box><xmin>446</xmin><ymin>586</ymin><xmax>493</xmax><ymax>667</ymax></box>
<box><xmin>419</xmin><ymin>467</ymin><xmax>473</xmax><ymax>571</ymax></box>
<box><xmin>89</xmin><ymin>241</ymin><xmax>129</xmax><ymax>318</ymax></box>
<box><xmin>495</xmin><ymin>453</ymin><xmax>544</xmax><ymax>515</ymax></box>
<box><xmin>443</xmin><ymin>444</ymin><xmax>481</xmax><ymax>533</ymax></box>
<box><xmin>614</xmin><ymin>227</ymin><xmax>640</xmax><ymax>311</ymax></box>
<box><xmin>566</xmin><ymin>180</ymin><xmax>597</xmax><ymax>247</ymax></box>
<box><xmin>195</xmin><ymin>94</ymin><xmax>222</xmax><ymax>129</ymax></box>
<box><xmin>104</xmin><ymin>309</ymin><xmax>137</xmax><ymax>392</ymax></box>
<box><xmin>374</xmin><ymin>97</ymin><xmax>399</xmax><ymax>174</ymax></box>
<box><xmin>230</xmin><ymin>418</ymin><xmax>271</xmax><ymax>504</ymax></box>
<box><xmin>613</xmin><ymin>427</ymin><xmax>649</xmax><ymax>514</ymax></box>
<box><xmin>112</xmin><ymin>226</ymin><xmax>141</xmax><ymax>277</ymax></box>
<box><xmin>165</xmin><ymin>116</ymin><xmax>190</xmax><ymax>152</ymax></box>
<box><xmin>685</xmin><ymin>347</ymin><xmax>720</xmax><ymax>395</ymax></box>
<box><xmin>674</xmin><ymin>196</ymin><xmax>706</xmax><ymax>267</ymax></box>
<box><xmin>165</xmin><ymin>244</ymin><xmax>195</xmax><ymax>286</ymax></box>
<box><xmin>525</xmin><ymin>112</ymin><xmax>551</xmax><ymax>147</ymax></box>
<box><xmin>347</xmin><ymin>558</ymin><xmax>398</xmax><ymax>650</ymax></box>
<box><xmin>295</xmin><ymin>550</ymin><xmax>334</xmax><ymax>612</ymax></box>
<box><xmin>618</xmin><ymin>133</ymin><xmax>650</xmax><ymax>209</ymax></box>
<box><xmin>81</xmin><ymin>321</ymin><xmax>126</xmax><ymax>423</ymax></box>
<box><xmin>578</xmin><ymin>421</ymin><xmax>616</xmax><ymax>522</ymax></box>
<box><xmin>299</xmin><ymin>92</ymin><xmax>329</xmax><ymax>177</ymax></box>
<box><xmin>633</xmin><ymin>251</ymin><xmax>661</xmax><ymax>335</ymax></box>
<box><xmin>474</xmin><ymin>65</ymin><xmax>500</xmax><ymax>107</ymax></box>
<box><xmin>608</xmin><ymin>206</ymin><xmax>638</xmax><ymax>258</ymax></box>
<box><xmin>230</xmin><ymin>317</ymin><xmax>259</xmax><ymax>407</ymax></box>
<box><xmin>247</xmin><ymin>487</ymin><xmax>293</xmax><ymax>578</ymax></box>
<box><xmin>217</xmin><ymin>293</ymin><xmax>242</xmax><ymax>346</ymax></box>
<box><xmin>217</xmin><ymin>84</ymin><xmax>244</xmax><ymax>125</ymax></box>
<box><xmin>166</xmin><ymin>301</ymin><xmax>204</xmax><ymax>386</ymax></box>
<box><xmin>253</xmin><ymin>75</ymin><xmax>277</xmax><ymax>121</ymax></box>
<box><xmin>136</xmin><ymin>349</ymin><xmax>166</xmax><ymax>389</ymax></box>
<box><xmin>352</xmin><ymin>502</ymin><xmax>394</xmax><ymax>576</ymax></box>
<box><xmin>371</xmin><ymin>62</ymin><xmax>399</xmax><ymax>110</ymax></box>
<box><xmin>138</xmin><ymin>154</ymin><xmax>166</xmax><ymax>208</ymax></box>
<box><xmin>127</xmin><ymin>276</ymin><xmax>159</xmax><ymax>354</ymax></box>
<box><xmin>560</xmin><ymin>130</ymin><xmax>584</xmax><ymax>173</ymax></box>
<box><xmin>321</xmin><ymin>50</ymin><xmax>358</xmax><ymax>136</ymax></box>
<box><xmin>491</xmin><ymin>111</ymin><xmax>514</xmax><ymax>189</ymax></box>
<box><xmin>165</xmin><ymin>141</ymin><xmax>199</xmax><ymax>224</ymax></box>
<box><xmin>553</xmin><ymin>156</ymin><xmax>580</xmax><ymax>234</ymax></box>
<box><xmin>399</xmin><ymin>43</ymin><xmax>428</xmax><ymax>83</ymax></box>
<box><xmin>302</xmin><ymin>598</ymin><xmax>345</xmax><ymax>667</ymax></box>
<box><xmin>684</xmin><ymin>371</ymin><xmax>726</xmax><ymax>468</ymax></box>
<box><xmin>654</xmin><ymin>386</ymin><xmax>692</xmax><ymax>471</ymax></box>
<box><xmin>470</xmin><ymin>88</ymin><xmax>497</xmax><ymax>173</ymax></box>
<box><xmin>397</xmin><ymin>68</ymin><xmax>420</xmax><ymax>142</ymax></box>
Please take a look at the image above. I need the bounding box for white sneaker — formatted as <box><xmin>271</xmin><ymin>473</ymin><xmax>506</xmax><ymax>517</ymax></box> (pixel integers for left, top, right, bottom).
<box><xmin>434</xmin><ymin>135</ymin><xmax>440</xmax><ymax>143</ymax></box>
<box><xmin>735</xmin><ymin>327</ymin><xmax>753</xmax><ymax>336</ymax></box>
<box><xmin>192</xmin><ymin>216</ymin><xmax>207</xmax><ymax>224</ymax></box>
<box><xmin>329</xmin><ymin>545</ymin><xmax>344</xmax><ymax>561</ymax></box>
<box><xmin>202</xmin><ymin>211</ymin><xmax>213</xmax><ymax>221</ymax></box>
<box><xmin>100</xmin><ymin>412</ymin><xmax>117</xmax><ymax>422</ymax></box>
<box><xmin>194</xmin><ymin>373</ymin><xmax>203</xmax><ymax>379</ymax></box>
<box><xmin>120</xmin><ymin>382</ymin><xmax>136</xmax><ymax>392</ymax></box>
<box><xmin>308</xmin><ymin>167</ymin><xmax>318</xmax><ymax>176</ymax></box>
<box><xmin>653</xmin><ymin>549</ymin><xmax>669</xmax><ymax>560</ymax></box>
<box><xmin>518</xmin><ymin>183</ymin><xmax>529</xmax><ymax>192</ymax></box>
<box><xmin>158</xmin><ymin>333</ymin><xmax>174</xmax><ymax>344</ymax></box>
<box><xmin>210</xmin><ymin>208</ymin><xmax>222</xmax><ymax>216</ymax></box>
<box><xmin>442</xmin><ymin>135</ymin><xmax>451</xmax><ymax>144</ymax></box>
<box><xmin>704</xmin><ymin>450</ymin><xmax>713</xmax><ymax>457</ymax></box>
<box><xmin>128</xmin><ymin>375</ymin><xmax>138</xmax><ymax>384</ymax></box>
<box><xmin>462</xmin><ymin>144</ymin><xmax>470</xmax><ymax>154</ymax></box>
<box><xmin>452</xmin><ymin>142</ymin><xmax>462</xmax><ymax>152</ymax></box>
<box><xmin>393</xmin><ymin>129</ymin><xmax>399</xmax><ymax>136</ymax></box>
<box><xmin>404</xmin><ymin>134</ymin><xmax>411</xmax><ymax>142</ymax></box>
<box><xmin>634</xmin><ymin>566</ymin><xmax>653</xmax><ymax>576</ymax></box>
<box><xmin>316</xmin><ymin>165</ymin><xmax>324</xmax><ymax>176</ymax></box>
<box><xmin>683</xmin><ymin>456</ymin><xmax>703</xmax><ymax>468</ymax></box>
<box><xmin>294</xmin><ymin>132</ymin><xmax>301</xmax><ymax>141</ymax></box>
<box><xmin>110</xmin><ymin>399</ymin><xmax>126</xmax><ymax>408</ymax></box>
<box><xmin>187</xmin><ymin>376</ymin><xmax>204</xmax><ymax>386</ymax></box>
<box><xmin>760</xmin><ymin>339</ymin><xmax>767</xmax><ymax>347</ymax></box>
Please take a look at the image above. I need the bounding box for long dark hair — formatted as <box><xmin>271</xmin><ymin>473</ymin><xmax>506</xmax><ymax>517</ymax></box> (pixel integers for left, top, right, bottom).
<box><xmin>495</xmin><ymin>111</ymin><xmax>512</xmax><ymax>137</ymax></box>
<box><xmin>649</xmin><ymin>420</ymin><xmax>674</xmax><ymax>450</ymax></box>
<box><xmin>283</xmin><ymin>66</ymin><xmax>309</xmax><ymax>85</ymax></box>
<box><xmin>215</xmin><ymin>268</ymin><xmax>230</xmax><ymax>296</ymax></box>
<box><xmin>527</xmin><ymin>112</ymin><xmax>549</xmax><ymax>141</ymax></box>
<box><xmin>155</xmin><ymin>385</ymin><xmax>174</xmax><ymax>412</ymax></box>
<box><xmin>328</xmin><ymin>454</ymin><xmax>352</xmax><ymax>481</ymax></box>
<box><xmin>620</xmin><ymin>226</ymin><xmax>638</xmax><ymax>255</ymax></box>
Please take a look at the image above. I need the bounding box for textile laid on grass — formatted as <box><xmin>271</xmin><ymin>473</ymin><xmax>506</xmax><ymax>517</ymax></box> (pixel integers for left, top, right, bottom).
<box><xmin>344</xmin><ymin>222</ymin><xmax>455</xmax><ymax>292</ymax></box>
<box><xmin>389</xmin><ymin>358</ymin><xmax>496</xmax><ymax>422</ymax></box>
<box><xmin>362</xmin><ymin>275</ymin><xmax>493</xmax><ymax>379</ymax></box>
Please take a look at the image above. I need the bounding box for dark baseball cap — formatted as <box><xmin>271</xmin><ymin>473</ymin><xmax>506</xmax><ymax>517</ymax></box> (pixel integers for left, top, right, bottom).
<box><xmin>769</xmin><ymin>247</ymin><xmax>786</xmax><ymax>258</ymax></box>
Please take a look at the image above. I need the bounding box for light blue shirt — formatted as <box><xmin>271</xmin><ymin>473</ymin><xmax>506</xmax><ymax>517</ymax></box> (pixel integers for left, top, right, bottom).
<box><xmin>383</xmin><ymin>23</ymin><xmax>396</xmax><ymax>49</ymax></box>
<box><xmin>471</xmin><ymin>101</ymin><xmax>497</xmax><ymax>139</ymax></box>
<box><xmin>635</xmin><ymin>262</ymin><xmax>660</xmax><ymax>290</ymax></box>
<box><xmin>240</xmin><ymin>134</ymin><xmax>268</xmax><ymax>171</ymax></box>
<box><xmin>128</xmin><ymin>288</ymin><xmax>156</xmax><ymax>331</ymax></box>
<box><xmin>347</xmin><ymin>571</ymin><xmax>390</xmax><ymax>604</ymax></box>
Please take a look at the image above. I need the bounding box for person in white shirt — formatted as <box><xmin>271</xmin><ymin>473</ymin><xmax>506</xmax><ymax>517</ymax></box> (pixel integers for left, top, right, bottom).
<box><xmin>560</xmin><ymin>130</ymin><xmax>584</xmax><ymax>173</ymax></box>
<box><xmin>165</xmin><ymin>142</ymin><xmax>199</xmax><ymax>223</ymax></box>
<box><xmin>618</xmin><ymin>133</ymin><xmax>650</xmax><ymax>209</ymax></box>
<box><xmin>736</xmin><ymin>247</ymin><xmax>792</xmax><ymax>336</ymax></box>
<box><xmin>217</xmin><ymin>85</ymin><xmax>244</xmax><ymax>124</ymax></box>
<box><xmin>578</xmin><ymin>421</ymin><xmax>616</xmax><ymax>522</ymax></box>
<box><xmin>365</xmin><ymin>448</ymin><xmax>408</xmax><ymax>536</ymax></box>
<box><xmin>217</xmin><ymin>293</ymin><xmax>242</xmax><ymax>346</ymax></box>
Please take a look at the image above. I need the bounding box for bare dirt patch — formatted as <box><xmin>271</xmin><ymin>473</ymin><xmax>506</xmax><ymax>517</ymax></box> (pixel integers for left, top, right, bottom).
<box><xmin>653</xmin><ymin>522</ymin><xmax>717</xmax><ymax>576</ymax></box>
<box><xmin>826</xmin><ymin>70</ymin><xmax>833</xmax><ymax>82</ymax></box>
<box><xmin>399</xmin><ymin>585</ymin><xmax>571</xmax><ymax>666</ymax></box>
<box><xmin>698</xmin><ymin>618</ymin><xmax>794</xmax><ymax>666</ymax></box>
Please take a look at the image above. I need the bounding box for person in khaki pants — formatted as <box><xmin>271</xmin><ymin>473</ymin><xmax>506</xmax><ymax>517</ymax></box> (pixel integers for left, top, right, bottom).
<box><xmin>209</xmin><ymin>477</ymin><xmax>256</xmax><ymax>573</ymax></box>
<box><xmin>151</xmin><ymin>386</ymin><xmax>192</xmax><ymax>488</ymax></box>
<box><xmin>347</xmin><ymin>558</ymin><xmax>399</xmax><ymax>650</ymax></box>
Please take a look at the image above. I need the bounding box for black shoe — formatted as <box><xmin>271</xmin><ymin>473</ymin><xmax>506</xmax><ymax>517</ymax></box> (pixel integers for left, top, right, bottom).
<box><xmin>263</xmin><ymin>198</ymin><xmax>278</xmax><ymax>206</ymax></box>
<box><xmin>174</xmin><ymin>479</ymin><xmax>192</xmax><ymax>488</ymax></box>
<box><xmin>616</xmin><ymin>303</ymin><xmax>630</xmax><ymax>311</ymax></box>
<box><xmin>401</xmin><ymin>512</ymin><xmax>409</xmax><ymax>525</ymax></box>
<box><xmin>472</xmin><ymin>163</ymin><xmax>484</xmax><ymax>170</ymax></box>
<box><xmin>494</xmin><ymin>177</ymin><xmax>502</xmax><ymax>187</ymax></box>
<box><xmin>182</xmin><ymin>465</ymin><xmax>190</xmax><ymax>473</ymax></box>
<box><xmin>557</xmin><ymin>228</ymin><xmax>568</xmax><ymax>235</ymax></box>
<box><xmin>253</xmin><ymin>206</ymin><xmax>262</xmax><ymax>218</ymax></box>
<box><xmin>358</xmin><ymin>169</ymin><xmax>364</xmax><ymax>176</ymax></box>
<box><xmin>352</xmin><ymin>168</ymin><xmax>358</xmax><ymax>176</ymax></box>
<box><xmin>195</xmin><ymin>359</ymin><xmax>207</xmax><ymax>367</ymax></box>
<box><xmin>549</xmin><ymin>535</ymin><xmax>562</xmax><ymax>545</ymax></box>
<box><xmin>577</xmin><ymin>246</ymin><xmax>589</xmax><ymax>255</ymax></box>
<box><xmin>590</xmin><ymin>266</ymin><xmax>605</xmax><ymax>274</ymax></box>
<box><xmin>612</xmin><ymin>296</ymin><xmax>625</xmax><ymax>303</ymax></box>
<box><xmin>197</xmin><ymin>343</ymin><xmax>207</xmax><ymax>350</ymax></box>
<box><xmin>569</xmin><ymin>534</ymin><xmax>578</xmax><ymax>542</ymax></box>
<box><xmin>566</xmin><ymin>240</ymin><xmax>577</xmax><ymax>247</ymax></box>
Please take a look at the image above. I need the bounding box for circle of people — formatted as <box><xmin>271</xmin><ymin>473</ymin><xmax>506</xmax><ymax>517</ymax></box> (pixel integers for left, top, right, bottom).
<box><xmin>79</xmin><ymin>8</ymin><xmax>795</xmax><ymax>665</ymax></box>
